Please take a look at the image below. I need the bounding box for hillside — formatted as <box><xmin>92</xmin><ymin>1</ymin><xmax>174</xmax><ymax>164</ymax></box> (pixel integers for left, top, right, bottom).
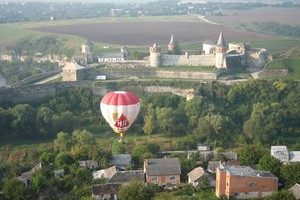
<box><xmin>262</xmin><ymin>45</ymin><xmax>300</xmax><ymax>79</ymax></box>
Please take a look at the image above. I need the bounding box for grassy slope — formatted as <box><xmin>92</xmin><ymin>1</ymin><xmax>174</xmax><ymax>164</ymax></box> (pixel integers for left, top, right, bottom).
<box><xmin>0</xmin><ymin>24</ymin><xmax>85</xmax><ymax>56</ymax></box>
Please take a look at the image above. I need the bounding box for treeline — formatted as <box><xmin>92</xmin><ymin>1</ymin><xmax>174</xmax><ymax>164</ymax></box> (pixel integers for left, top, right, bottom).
<box><xmin>0</xmin><ymin>1</ymin><xmax>295</xmax><ymax>24</ymax></box>
<box><xmin>6</xmin><ymin>36</ymin><xmax>75</xmax><ymax>58</ymax></box>
<box><xmin>254</xmin><ymin>21</ymin><xmax>300</xmax><ymax>37</ymax></box>
<box><xmin>1</xmin><ymin>79</ymin><xmax>300</xmax><ymax>148</ymax></box>
<box><xmin>0</xmin><ymin>88</ymin><xmax>106</xmax><ymax>140</ymax></box>
<box><xmin>0</xmin><ymin>59</ymin><xmax>60</xmax><ymax>84</ymax></box>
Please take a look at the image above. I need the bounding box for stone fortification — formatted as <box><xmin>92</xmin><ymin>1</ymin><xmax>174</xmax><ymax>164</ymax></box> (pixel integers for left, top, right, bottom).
<box><xmin>0</xmin><ymin>81</ymin><xmax>92</xmax><ymax>103</ymax></box>
<box><xmin>12</xmin><ymin>70</ymin><xmax>61</xmax><ymax>87</ymax></box>
<box><xmin>144</xmin><ymin>86</ymin><xmax>195</xmax><ymax>100</ymax></box>
<box><xmin>0</xmin><ymin>81</ymin><xmax>198</xmax><ymax>102</ymax></box>
<box><xmin>156</xmin><ymin>70</ymin><xmax>218</xmax><ymax>80</ymax></box>
<box><xmin>228</xmin><ymin>42</ymin><xmax>268</xmax><ymax>70</ymax></box>
<box><xmin>85</xmin><ymin>68</ymin><xmax>218</xmax><ymax>80</ymax></box>
<box><xmin>160</xmin><ymin>54</ymin><xmax>216</xmax><ymax>67</ymax></box>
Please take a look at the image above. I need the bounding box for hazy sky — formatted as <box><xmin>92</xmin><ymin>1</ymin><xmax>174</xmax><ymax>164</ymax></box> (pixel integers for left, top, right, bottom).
<box><xmin>1</xmin><ymin>0</ymin><xmax>265</xmax><ymax>2</ymax></box>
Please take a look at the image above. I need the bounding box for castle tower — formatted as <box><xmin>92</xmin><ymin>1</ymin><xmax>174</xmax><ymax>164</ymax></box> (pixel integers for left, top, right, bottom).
<box><xmin>149</xmin><ymin>43</ymin><xmax>161</xmax><ymax>67</ymax></box>
<box><xmin>215</xmin><ymin>30</ymin><xmax>227</xmax><ymax>69</ymax></box>
<box><xmin>82</xmin><ymin>40</ymin><xmax>94</xmax><ymax>64</ymax></box>
<box><xmin>121</xmin><ymin>45</ymin><xmax>129</xmax><ymax>60</ymax></box>
<box><xmin>168</xmin><ymin>34</ymin><xmax>175</xmax><ymax>52</ymax></box>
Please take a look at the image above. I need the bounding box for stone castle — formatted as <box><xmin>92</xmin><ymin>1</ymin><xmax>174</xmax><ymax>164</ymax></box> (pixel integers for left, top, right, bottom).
<box><xmin>84</xmin><ymin>30</ymin><xmax>268</xmax><ymax>71</ymax></box>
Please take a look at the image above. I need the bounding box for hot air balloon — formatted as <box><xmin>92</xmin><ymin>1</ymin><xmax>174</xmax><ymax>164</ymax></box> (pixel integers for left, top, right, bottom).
<box><xmin>100</xmin><ymin>91</ymin><xmax>140</xmax><ymax>141</ymax></box>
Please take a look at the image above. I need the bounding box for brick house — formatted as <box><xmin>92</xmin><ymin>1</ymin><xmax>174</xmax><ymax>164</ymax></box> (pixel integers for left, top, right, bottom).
<box><xmin>144</xmin><ymin>158</ymin><xmax>181</xmax><ymax>185</ymax></box>
<box><xmin>216</xmin><ymin>165</ymin><xmax>278</xmax><ymax>199</ymax></box>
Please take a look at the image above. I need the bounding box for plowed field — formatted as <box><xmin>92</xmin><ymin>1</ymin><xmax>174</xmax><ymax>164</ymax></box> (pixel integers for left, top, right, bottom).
<box><xmin>32</xmin><ymin>21</ymin><xmax>278</xmax><ymax>46</ymax></box>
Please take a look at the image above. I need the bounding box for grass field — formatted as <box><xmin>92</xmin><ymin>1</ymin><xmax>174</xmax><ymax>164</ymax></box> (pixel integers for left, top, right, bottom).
<box><xmin>266</xmin><ymin>58</ymin><xmax>300</xmax><ymax>79</ymax></box>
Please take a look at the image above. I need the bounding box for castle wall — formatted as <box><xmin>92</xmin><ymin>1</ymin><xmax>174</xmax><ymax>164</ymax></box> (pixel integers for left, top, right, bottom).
<box><xmin>160</xmin><ymin>54</ymin><xmax>215</xmax><ymax>67</ymax></box>
<box><xmin>0</xmin><ymin>81</ymin><xmax>92</xmax><ymax>103</ymax></box>
<box><xmin>246</xmin><ymin>49</ymin><xmax>268</xmax><ymax>70</ymax></box>
<box><xmin>13</xmin><ymin>70</ymin><xmax>61</xmax><ymax>87</ymax></box>
<box><xmin>156</xmin><ymin>70</ymin><xmax>218</xmax><ymax>80</ymax></box>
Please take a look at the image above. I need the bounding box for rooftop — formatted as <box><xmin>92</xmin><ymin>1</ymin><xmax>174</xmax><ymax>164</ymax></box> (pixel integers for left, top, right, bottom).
<box><xmin>289</xmin><ymin>151</ymin><xmax>300</xmax><ymax>162</ymax></box>
<box><xmin>145</xmin><ymin>158</ymin><xmax>181</xmax><ymax>176</ymax></box>
<box><xmin>220</xmin><ymin>165</ymin><xmax>277</xmax><ymax>179</ymax></box>
<box><xmin>187</xmin><ymin>167</ymin><xmax>206</xmax><ymax>182</ymax></box>
<box><xmin>110</xmin><ymin>154</ymin><xmax>132</xmax><ymax>166</ymax></box>
<box><xmin>107</xmin><ymin>170</ymin><xmax>144</xmax><ymax>184</ymax></box>
<box><xmin>271</xmin><ymin>146</ymin><xmax>289</xmax><ymax>156</ymax></box>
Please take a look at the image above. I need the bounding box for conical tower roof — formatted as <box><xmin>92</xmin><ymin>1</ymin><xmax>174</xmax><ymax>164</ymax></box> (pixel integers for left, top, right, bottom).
<box><xmin>217</xmin><ymin>30</ymin><xmax>225</xmax><ymax>47</ymax></box>
<box><xmin>169</xmin><ymin>34</ymin><xmax>174</xmax><ymax>45</ymax></box>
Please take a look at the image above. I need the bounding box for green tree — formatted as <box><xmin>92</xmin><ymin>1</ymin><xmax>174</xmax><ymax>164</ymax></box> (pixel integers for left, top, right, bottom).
<box><xmin>238</xmin><ymin>144</ymin><xmax>267</xmax><ymax>165</ymax></box>
<box><xmin>258</xmin><ymin>154</ymin><xmax>282</xmax><ymax>178</ymax></box>
<box><xmin>118</xmin><ymin>178</ymin><xmax>154</xmax><ymax>200</ymax></box>
<box><xmin>36</xmin><ymin>106</ymin><xmax>54</xmax><ymax>137</ymax></box>
<box><xmin>146</xmin><ymin>142</ymin><xmax>161</xmax><ymax>155</ymax></box>
<box><xmin>193</xmin><ymin>114</ymin><xmax>236</xmax><ymax>145</ymax></box>
<box><xmin>73</xmin><ymin>168</ymin><xmax>92</xmax><ymax>185</ymax></box>
<box><xmin>40</xmin><ymin>151</ymin><xmax>55</xmax><ymax>164</ymax></box>
<box><xmin>243</xmin><ymin>102</ymin><xmax>281</xmax><ymax>144</ymax></box>
<box><xmin>53</xmin><ymin>111</ymin><xmax>79</xmax><ymax>133</ymax></box>
<box><xmin>0</xmin><ymin>108</ymin><xmax>13</xmax><ymax>138</ymax></box>
<box><xmin>11</xmin><ymin>104</ymin><xmax>36</xmax><ymax>138</ymax></box>
<box><xmin>55</xmin><ymin>152</ymin><xmax>74</xmax><ymax>168</ymax></box>
<box><xmin>2</xmin><ymin>178</ymin><xmax>38</xmax><ymax>200</ymax></box>
<box><xmin>156</xmin><ymin>107</ymin><xmax>187</xmax><ymax>136</ymax></box>
<box><xmin>32</xmin><ymin>169</ymin><xmax>51</xmax><ymax>192</ymax></box>
<box><xmin>265</xmin><ymin>189</ymin><xmax>296</xmax><ymax>200</ymax></box>
<box><xmin>176</xmin><ymin>183</ymin><xmax>194</xmax><ymax>196</ymax></box>
<box><xmin>143</xmin><ymin>114</ymin><xmax>155</xmax><ymax>137</ymax></box>
<box><xmin>281</xmin><ymin>163</ymin><xmax>300</xmax><ymax>188</ymax></box>
<box><xmin>54</xmin><ymin>131</ymin><xmax>72</xmax><ymax>152</ymax></box>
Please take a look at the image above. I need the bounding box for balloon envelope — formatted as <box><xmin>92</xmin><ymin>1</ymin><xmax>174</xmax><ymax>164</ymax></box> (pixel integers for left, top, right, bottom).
<box><xmin>100</xmin><ymin>91</ymin><xmax>140</xmax><ymax>137</ymax></box>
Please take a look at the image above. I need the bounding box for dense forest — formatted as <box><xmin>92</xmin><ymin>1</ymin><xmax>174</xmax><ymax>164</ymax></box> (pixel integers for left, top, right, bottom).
<box><xmin>1</xmin><ymin>79</ymin><xmax>300</xmax><ymax>147</ymax></box>
<box><xmin>1</xmin><ymin>79</ymin><xmax>300</xmax><ymax>199</ymax></box>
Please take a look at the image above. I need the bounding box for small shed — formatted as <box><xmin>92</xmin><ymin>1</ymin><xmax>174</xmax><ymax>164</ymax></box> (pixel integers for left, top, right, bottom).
<box><xmin>187</xmin><ymin>167</ymin><xmax>215</xmax><ymax>188</ymax></box>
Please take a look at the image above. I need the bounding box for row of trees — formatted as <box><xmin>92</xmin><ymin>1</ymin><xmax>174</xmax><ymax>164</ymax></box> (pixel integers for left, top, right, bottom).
<box><xmin>1</xmin><ymin>80</ymin><xmax>300</xmax><ymax>148</ymax></box>
<box><xmin>254</xmin><ymin>21</ymin><xmax>300</xmax><ymax>37</ymax></box>
<box><xmin>0</xmin><ymin>88</ymin><xmax>104</xmax><ymax>139</ymax></box>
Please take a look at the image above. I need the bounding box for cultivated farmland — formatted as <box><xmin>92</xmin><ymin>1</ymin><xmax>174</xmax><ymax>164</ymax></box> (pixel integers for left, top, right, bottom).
<box><xmin>210</xmin><ymin>8</ymin><xmax>300</xmax><ymax>26</ymax></box>
<box><xmin>31</xmin><ymin>21</ymin><xmax>278</xmax><ymax>46</ymax></box>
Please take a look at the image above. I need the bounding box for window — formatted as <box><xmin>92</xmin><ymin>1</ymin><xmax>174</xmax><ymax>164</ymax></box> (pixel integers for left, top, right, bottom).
<box><xmin>169</xmin><ymin>176</ymin><xmax>176</xmax><ymax>181</ymax></box>
<box><xmin>249</xmin><ymin>182</ymin><xmax>256</xmax><ymax>187</ymax></box>
<box><xmin>151</xmin><ymin>177</ymin><xmax>158</xmax><ymax>182</ymax></box>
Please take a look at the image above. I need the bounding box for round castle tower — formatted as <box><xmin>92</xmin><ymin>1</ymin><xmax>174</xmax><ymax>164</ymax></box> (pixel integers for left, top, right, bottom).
<box><xmin>215</xmin><ymin>30</ymin><xmax>227</xmax><ymax>69</ymax></box>
<box><xmin>168</xmin><ymin>34</ymin><xmax>175</xmax><ymax>52</ymax></box>
<box><xmin>149</xmin><ymin>43</ymin><xmax>161</xmax><ymax>67</ymax></box>
<box><xmin>82</xmin><ymin>40</ymin><xmax>94</xmax><ymax>64</ymax></box>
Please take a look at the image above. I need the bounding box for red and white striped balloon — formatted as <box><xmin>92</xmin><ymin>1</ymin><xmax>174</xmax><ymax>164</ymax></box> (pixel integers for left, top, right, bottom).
<box><xmin>100</xmin><ymin>91</ymin><xmax>140</xmax><ymax>138</ymax></box>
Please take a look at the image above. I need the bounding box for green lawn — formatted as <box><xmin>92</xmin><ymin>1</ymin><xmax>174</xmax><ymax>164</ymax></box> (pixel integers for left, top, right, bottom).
<box><xmin>247</xmin><ymin>39</ymin><xmax>300</xmax><ymax>54</ymax></box>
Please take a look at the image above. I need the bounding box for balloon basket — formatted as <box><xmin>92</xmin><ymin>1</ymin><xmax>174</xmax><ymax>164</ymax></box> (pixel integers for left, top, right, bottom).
<box><xmin>118</xmin><ymin>137</ymin><xmax>125</xmax><ymax>143</ymax></box>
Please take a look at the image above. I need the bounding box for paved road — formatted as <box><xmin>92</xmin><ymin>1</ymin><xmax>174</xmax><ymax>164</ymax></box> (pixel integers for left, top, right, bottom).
<box><xmin>0</xmin><ymin>73</ymin><xmax>7</xmax><ymax>87</ymax></box>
